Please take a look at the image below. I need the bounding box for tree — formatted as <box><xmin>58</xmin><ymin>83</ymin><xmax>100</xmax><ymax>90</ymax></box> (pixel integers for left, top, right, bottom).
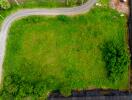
<box><xmin>101</xmin><ymin>40</ymin><xmax>130</xmax><ymax>82</ymax></box>
<box><xmin>0</xmin><ymin>0</ymin><xmax>10</xmax><ymax>9</ymax></box>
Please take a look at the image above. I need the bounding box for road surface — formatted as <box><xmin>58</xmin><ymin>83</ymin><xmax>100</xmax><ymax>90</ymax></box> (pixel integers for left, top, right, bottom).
<box><xmin>0</xmin><ymin>0</ymin><xmax>97</xmax><ymax>84</ymax></box>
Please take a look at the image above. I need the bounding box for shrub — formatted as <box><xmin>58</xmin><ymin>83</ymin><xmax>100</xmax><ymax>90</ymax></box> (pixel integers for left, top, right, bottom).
<box><xmin>23</xmin><ymin>16</ymin><xmax>43</xmax><ymax>23</ymax></box>
<box><xmin>33</xmin><ymin>82</ymin><xmax>47</xmax><ymax>96</ymax></box>
<box><xmin>57</xmin><ymin>15</ymin><xmax>70</xmax><ymax>22</ymax></box>
<box><xmin>0</xmin><ymin>74</ymin><xmax>49</xmax><ymax>99</ymax></box>
<box><xmin>101</xmin><ymin>40</ymin><xmax>130</xmax><ymax>82</ymax></box>
<box><xmin>0</xmin><ymin>0</ymin><xmax>10</xmax><ymax>10</ymax></box>
<box><xmin>60</xmin><ymin>84</ymin><xmax>71</xmax><ymax>97</ymax></box>
<box><xmin>65</xmin><ymin>0</ymin><xmax>86</xmax><ymax>6</ymax></box>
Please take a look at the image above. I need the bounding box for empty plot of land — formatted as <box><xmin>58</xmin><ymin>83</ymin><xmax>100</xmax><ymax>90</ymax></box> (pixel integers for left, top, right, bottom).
<box><xmin>2</xmin><ymin>7</ymin><xmax>129</xmax><ymax>99</ymax></box>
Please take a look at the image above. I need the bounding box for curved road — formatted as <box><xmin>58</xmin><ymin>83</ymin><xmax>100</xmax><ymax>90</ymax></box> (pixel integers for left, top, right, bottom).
<box><xmin>0</xmin><ymin>0</ymin><xmax>97</xmax><ymax>83</ymax></box>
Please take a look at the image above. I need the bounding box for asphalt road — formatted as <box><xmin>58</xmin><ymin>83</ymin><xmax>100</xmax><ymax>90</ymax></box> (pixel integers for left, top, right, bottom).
<box><xmin>0</xmin><ymin>0</ymin><xmax>97</xmax><ymax>83</ymax></box>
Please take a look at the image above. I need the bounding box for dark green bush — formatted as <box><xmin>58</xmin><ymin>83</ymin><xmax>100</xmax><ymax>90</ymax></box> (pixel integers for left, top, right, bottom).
<box><xmin>23</xmin><ymin>16</ymin><xmax>43</xmax><ymax>23</ymax></box>
<box><xmin>101</xmin><ymin>40</ymin><xmax>130</xmax><ymax>82</ymax></box>
<box><xmin>57</xmin><ymin>15</ymin><xmax>70</xmax><ymax>22</ymax></box>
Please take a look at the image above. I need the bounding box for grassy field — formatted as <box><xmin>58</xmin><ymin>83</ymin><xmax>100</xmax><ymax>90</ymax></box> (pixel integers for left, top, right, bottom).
<box><xmin>1</xmin><ymin>6</ymin><xmax>129</xmax><ymax>99</ymax></box>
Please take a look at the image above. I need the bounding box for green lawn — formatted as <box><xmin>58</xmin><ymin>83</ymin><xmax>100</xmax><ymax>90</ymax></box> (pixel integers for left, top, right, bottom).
<box><xmin>1</xmin><ymin>6</ymin><xmax>129</xmax><ymax>99</ymax></box>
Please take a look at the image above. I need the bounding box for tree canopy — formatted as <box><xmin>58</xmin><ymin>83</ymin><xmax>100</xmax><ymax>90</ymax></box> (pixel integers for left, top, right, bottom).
<box><xmin>101</xmin><ymin>40</ymin><xmax>130</xmax><ymax>82</ymax></box>
<box><xmin>0</xmin><ymin>0</ymin><xmax>10</xmax><ymax>9</ymax></box>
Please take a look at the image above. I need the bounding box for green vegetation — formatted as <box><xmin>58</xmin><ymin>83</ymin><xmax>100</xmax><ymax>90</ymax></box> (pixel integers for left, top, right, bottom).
<box><xmin>101</xmin><ymin>40</ymin><xmax>130</xmax><ymax>82</ymax></box>
<box><xmin>65</xmin><ymin>0</ymin><xmax>87</xmax><ymax>6</ymax></box>
<box><xmin>0</xmin><ymin>0</ymin><xmax>111</xmax><ymax>28</ymax></box>
<box><xmin>0</xmin><ymin>6</ymin><xmax>129</xmax><ymax>99</ymax></box>
<box><xmin>21</xmin><ymin>0</ymin><xmax>87</xmax><ymax>7</ymax></box>
<box><xmin>99</xmin><ymin>0</ymin><xmax>109</xmax><ymax>5</ymax></box>
<box><xmin>0</xmin><ymin>0</ymin><xmax>10</xmax><ymax>9</ymax></box>
<box><xmin>0</xmin><ymin>0</ymin><xmax>87</xmax><ymax>27</ymax></box>
<box><xmin>19</xmin><ymin>0</ymin><xmax>65</xmax><ymax>8</ymax></box>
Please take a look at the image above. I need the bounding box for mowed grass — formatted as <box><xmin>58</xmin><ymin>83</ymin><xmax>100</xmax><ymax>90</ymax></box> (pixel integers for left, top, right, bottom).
<box><xmin>3</xmin><ymin>7</ymin><xmax>128</xmax><ymax>98</ymax></box>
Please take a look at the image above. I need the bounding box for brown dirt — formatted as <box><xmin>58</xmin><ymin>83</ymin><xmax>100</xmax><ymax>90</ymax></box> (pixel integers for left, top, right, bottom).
<box><xmin>110</xmin><ymin>0</ymin><xmax>129</xmax><ymax>14</ymax></box>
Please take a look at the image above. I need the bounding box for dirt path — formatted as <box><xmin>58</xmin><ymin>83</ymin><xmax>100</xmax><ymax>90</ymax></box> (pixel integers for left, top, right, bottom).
<box><xmin>110</xmin><ymin>0</ymin><xmax>129</xmax><ymax>14</ymax></box>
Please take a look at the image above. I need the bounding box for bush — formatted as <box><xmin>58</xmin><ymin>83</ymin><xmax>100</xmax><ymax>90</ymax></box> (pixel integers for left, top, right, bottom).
<box><xmin>60</xmin><ymin>84</ymin><xmax>71</xmax><ymax>97</ymax></box>
<box><xmin>101</xmin><ymin>40</ymin><xmax>130</xmax><ymax>82</ymax></box>
<box><xmin>0</xmin><ymin>74</ymin><xmax>49</xmax><ymax>99</ymax></box>
<box><xmin>23</xmin><ymin>16</ymin><xmax>43</xmax><ymax>24</ymax></box>
<box><xmin>65</xmin><ymin>0</ymin><xmax>86</xmax><ymax>6</ymax></box>
<box><xmin>34</xmin><ymin>82</ymin><xmax>47</xmax><ymax>96</ymax></box>
<box><xmin>57</xmin><ymin>15</ymin><xmax>70</xmax><ymax>22</ymax></box>
<box><xmin>0</xmin><ymin>0</ymin><xmax>10</xmax><ymax>10</ymax></box>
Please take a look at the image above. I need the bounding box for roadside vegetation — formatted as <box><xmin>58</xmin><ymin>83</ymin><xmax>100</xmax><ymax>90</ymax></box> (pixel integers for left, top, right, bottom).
<box><xmin>0</xmin><ymin>0</ymin><xmax>10</xmax><ymax>9</ymax></box>
<box><xmin>0</xmin><ymin>0</ymin><xmax>88</xmax><ymax>27</ymax></box>
<box><xmin>0</xmin><ymin>0</ymin><xmax>88</xmax><ymax>11</ymax></box>
<box><xmin>0</xmin><ymin>0</ymin><xmax>87</xmax><ymax>9</ymax></box>
<box><xmin>0</xmin><ymin>5</ymin><xmax>130</xmax><ymax>99</ymax></box>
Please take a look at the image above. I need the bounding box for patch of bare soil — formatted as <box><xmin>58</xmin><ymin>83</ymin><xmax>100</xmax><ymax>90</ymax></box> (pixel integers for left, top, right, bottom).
<box><xmin>110</xmin><ymin>0</ymin><xmax>129</xmax><ymax>14</ymax></box>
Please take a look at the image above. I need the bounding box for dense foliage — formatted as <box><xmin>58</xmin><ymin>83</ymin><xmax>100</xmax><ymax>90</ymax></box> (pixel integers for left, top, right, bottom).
<box><xmin>0</xmin><ymin>74</ymin><xmax>50</xmax><ymax>99</ymax></box>
<box><xmin>0</xmin><ymin>0</ymin><xmax>10</xmax><ymax>9</ymax></box>
<box><xmin>102</xmin><ymin>41</ymin><xmax>130</xmax><ymax>82</ymax></box>
<box><xmin>65</xmin><ymin>0</ymin><xmax>86</xmax><ymax>6</ymax></box>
